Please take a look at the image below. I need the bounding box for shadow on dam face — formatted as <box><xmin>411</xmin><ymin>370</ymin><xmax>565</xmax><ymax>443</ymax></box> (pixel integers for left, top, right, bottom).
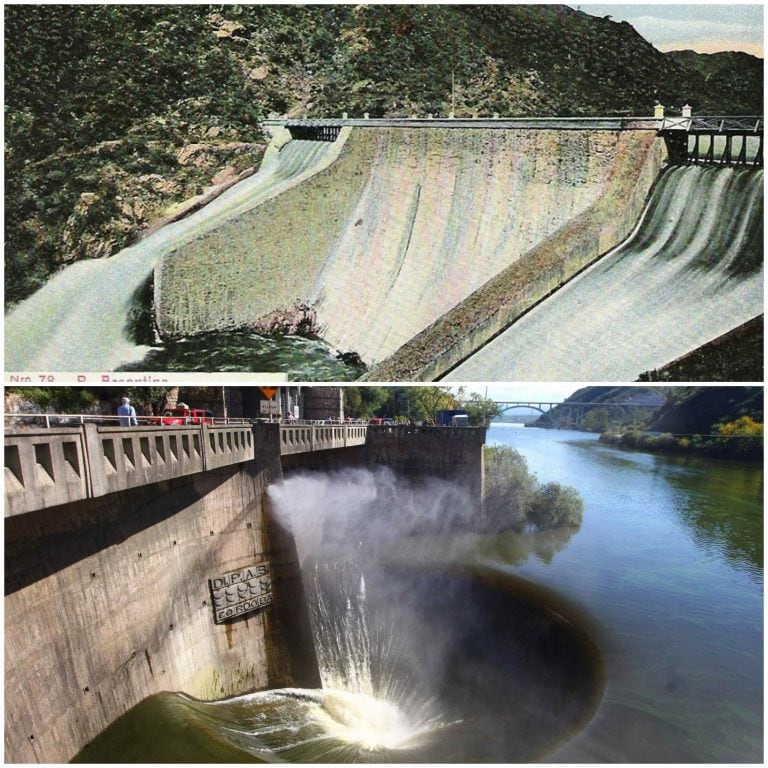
<box><xmin>73</xmin><ymin>562</ymin><xmax>605</xmax><ymax>763</ymax></box>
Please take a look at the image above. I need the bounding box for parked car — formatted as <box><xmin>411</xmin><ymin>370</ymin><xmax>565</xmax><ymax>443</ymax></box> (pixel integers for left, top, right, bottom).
<box><xmin>157</xmin><ymin>407</ymin><xmax>215</xmax><ymax>425</ymax></box>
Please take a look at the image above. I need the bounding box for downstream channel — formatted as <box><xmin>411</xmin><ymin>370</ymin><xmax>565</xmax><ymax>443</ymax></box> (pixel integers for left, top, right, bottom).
<box><xmin>75</xmin><ymin>425</ymin><xmax>763</xmax><ymax>763</ymax></box>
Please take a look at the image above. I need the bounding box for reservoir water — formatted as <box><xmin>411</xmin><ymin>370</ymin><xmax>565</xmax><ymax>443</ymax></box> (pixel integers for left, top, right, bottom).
<box><xmin>75</xmin><ymin>425</ymin><xmax>763</xmax><ymax>763</ymax></box>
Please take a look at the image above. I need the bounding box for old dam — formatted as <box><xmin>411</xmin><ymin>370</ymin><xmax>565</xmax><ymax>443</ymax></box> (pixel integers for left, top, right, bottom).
<box><xmin>4</xmin><ymin>116</ymin><xmax>763</xmax><ymax>378</ymax></box>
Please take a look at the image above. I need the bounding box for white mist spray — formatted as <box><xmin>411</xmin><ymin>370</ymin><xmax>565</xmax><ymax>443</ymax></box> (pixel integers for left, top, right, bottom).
<box><xmin>267</xmin><ymin>467</ymin><xmax>468</xmax><ymax>751</ymax></box>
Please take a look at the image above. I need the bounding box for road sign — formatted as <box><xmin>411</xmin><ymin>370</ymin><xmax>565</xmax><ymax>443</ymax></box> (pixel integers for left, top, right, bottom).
<box><xmin>260</xmin><ymin>400</ymin><xmax>280</xmax><ymax>415</ymax></box>
<box><xmin>259</xmin><ymin>387</ymin><xmax>278</xmax><ymax>400</ymax></box>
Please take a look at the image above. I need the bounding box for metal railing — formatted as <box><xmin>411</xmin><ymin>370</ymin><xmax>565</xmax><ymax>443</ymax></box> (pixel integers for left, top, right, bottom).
<box><xmin>660</xmin><ymin>116</ymin><xmax>763</xmax><ymax>133</ymax></box>
<box><xmin>4</xmin><ymin>413</ymin><xmax>253</xmax><ymax>428</ymax></box>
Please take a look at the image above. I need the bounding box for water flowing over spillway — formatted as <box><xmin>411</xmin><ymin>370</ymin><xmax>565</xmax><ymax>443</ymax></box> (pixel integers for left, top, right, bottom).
<box><xmin>447</xmin><ymin>165</ymin><xmax>763</xmax><ymax>381</ymax></box>
<box><xmin>4</xmin><ymin>139</ymin><xmax>338</xmax><ymax>371</ymax></box>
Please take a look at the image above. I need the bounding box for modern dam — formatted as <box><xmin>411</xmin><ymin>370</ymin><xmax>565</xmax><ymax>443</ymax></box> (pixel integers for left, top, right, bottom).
<box><xmin>4</xmin><ymin>116</ymin><xmax>763</xmax><ymax>380</ymax></box>
<box><xmin>5</xmin><ymin>417</ymin><xmax>761</xmax><ymax>762</ymax></box>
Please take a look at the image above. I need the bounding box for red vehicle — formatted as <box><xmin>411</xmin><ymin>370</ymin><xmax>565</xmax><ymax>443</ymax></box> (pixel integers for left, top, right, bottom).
<box><xmin>159</xmin><ymin>407</ymin><xmax>215</xmax><ymax>425</ymax></box>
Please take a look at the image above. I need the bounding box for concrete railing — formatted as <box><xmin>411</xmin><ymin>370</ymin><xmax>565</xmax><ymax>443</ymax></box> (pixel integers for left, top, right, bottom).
<box><xmin>6</xmin><ymin>422</ymin><xmax>480</xmax><ymax>514</ymax></box>
<box><xmin>279</xmin><ymin>423</ymin><xmax>368</xmax><ymax>455</ymax></box>
<box><xmin>5</xmin><ymin>427</ymin><xmax>91</xmax><ymax>515</ymax></box>
<box><xmin>5</xmin><ymin>424</ymin><xmax>255</xmax><ymax>516</ymax></box>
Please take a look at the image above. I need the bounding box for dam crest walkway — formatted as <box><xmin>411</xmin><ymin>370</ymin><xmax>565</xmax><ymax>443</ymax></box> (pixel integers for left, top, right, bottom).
<box><xmin>4</xmin><ymin>422</ymin><xmax>478</xmax><ymax>516</ymax></box>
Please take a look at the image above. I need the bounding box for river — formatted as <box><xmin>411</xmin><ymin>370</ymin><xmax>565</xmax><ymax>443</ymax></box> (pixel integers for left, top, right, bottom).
<box><xmin>485</xmin><ymin>424</ymin><xmax>763</xmax><ymax>762</ymax></box>
<box><xmin>74</xmin><ymin>424</ymin><xmax>763</xmax><ymax>763</ymax></box>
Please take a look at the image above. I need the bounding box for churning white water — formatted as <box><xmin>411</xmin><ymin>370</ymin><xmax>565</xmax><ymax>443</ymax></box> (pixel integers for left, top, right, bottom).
<box><xmin>5</xmin><ymin>139</ymin><xmax>337</xmax><ymax>371</ymax></box>
<box><xmin>263</xmin><ymin>469</ymin><xmax>462</xmax><ymax>753</ymax></box>
<box><xmin>448</xmin><ymin>165</ymin><xmax>763</xmax><ymax>380</ymax></box>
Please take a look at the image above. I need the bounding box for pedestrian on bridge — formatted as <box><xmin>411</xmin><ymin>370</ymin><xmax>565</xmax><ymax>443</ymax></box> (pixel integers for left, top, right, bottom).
<box><xmin>117</xmin><ymin>397</ymin><xmax>138</xmax><ymax>426</ymax></box>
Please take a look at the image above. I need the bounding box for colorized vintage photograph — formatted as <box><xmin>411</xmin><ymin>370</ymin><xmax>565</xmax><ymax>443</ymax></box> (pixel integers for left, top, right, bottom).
<box><xmin>3</xmin><ymin>4</ymin><xmax>763</xmax><ymax>381</ymax></box>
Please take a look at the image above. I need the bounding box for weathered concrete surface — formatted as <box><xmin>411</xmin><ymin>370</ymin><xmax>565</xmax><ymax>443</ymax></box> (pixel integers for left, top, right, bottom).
<box><xmin>4</xmin><ymin>445</ymin><xmax>317</xmax><ymax>763</ymax></box>
<box><xmin>156</xmin><ymin>127</ymin><xmax>663</xmax><ymax>367</ymax></box>
<box><xmin>367</xmin><ymin>131</ymin><xmax>666</xmax><ymax>380</ymax></box>
<box><xmin>4</xmin><ymin>423</ymin><xmax>485</xmax><ymax>762</ymax></box>
<box><xmin>365</xmin><ymin>425</ymin><xmax>486</xmax><ymax>504</ymax></box>
<box><xmin>155</xmin><ymin>129</ymin><xmax>371</xmax><ymax>338</ymax></box>
<box><xmin>280</xmin><ymin>426</ymin><xmax>486</xmax><ymax>510</ymax></box>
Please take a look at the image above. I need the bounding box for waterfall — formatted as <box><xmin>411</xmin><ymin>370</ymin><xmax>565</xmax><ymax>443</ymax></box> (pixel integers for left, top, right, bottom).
<box><xmin>449</xmin><ymin>165</ymin><xmax>764</xmax><ymax>380</ymax></box>
<box><xmin>5</xmin><ymin>139</ymin><xmax>338</xmax><ymax>371</ymax></box>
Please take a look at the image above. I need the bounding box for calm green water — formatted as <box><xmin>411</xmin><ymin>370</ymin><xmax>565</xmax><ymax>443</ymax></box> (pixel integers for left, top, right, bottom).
<box><xmin>483</xmin><ymin>424</ymin><xmax>763</xmax><ymax>763</ymax></box>
<box><xmin>75</xmin><ymin>426</ymin><xmax>763</xmax><ymax>763</ymax></box>
<box><xmin>119</xmin><ymin>330</ymin><xmax>363</xmax><ymax>380</ymax></box>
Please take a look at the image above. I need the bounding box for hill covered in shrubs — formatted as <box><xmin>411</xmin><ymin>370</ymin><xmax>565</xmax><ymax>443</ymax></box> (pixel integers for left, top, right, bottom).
<box><xmin>5</xmin><ymin>4</ymin><xmax>763</xmax><ymax>307</ymax></box>
<box><xmin>599</xmin><ymin>387</ymin><xmax>763</xmax><ymax>460</ymax></box>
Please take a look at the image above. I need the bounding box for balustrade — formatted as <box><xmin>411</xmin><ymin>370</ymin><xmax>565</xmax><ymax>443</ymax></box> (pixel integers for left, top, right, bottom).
<box><xmin>5</xmin><ymin>424</ymin><xmax>255</xmax><ymax>516</ymax></box>
<box><xmin>6</xmin><ymin>421</ymin><xmax>481</xmax><ymax>514</ymax></box>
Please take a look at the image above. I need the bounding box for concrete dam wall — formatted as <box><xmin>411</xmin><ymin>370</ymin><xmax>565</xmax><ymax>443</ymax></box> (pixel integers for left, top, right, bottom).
<box><xmin>4</xmin><ymin>455</ymin><xmax>315</xmax><ymax>763</ymax></box>
<box><xmin>4</xmin><ymin>425</ymin><xmax>484</xmax><ymax>763</ymax></box>
<box><xmin>156</xmin><ymin>126</ymin><xmax>664</xmax><ymax>366</ymax></box>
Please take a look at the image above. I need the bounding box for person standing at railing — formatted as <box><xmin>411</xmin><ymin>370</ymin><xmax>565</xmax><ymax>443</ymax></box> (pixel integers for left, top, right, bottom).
<box><xmin>117</xmin><ymin>397</ymin><xmax>138</xmax><ymax>427</ymax></box>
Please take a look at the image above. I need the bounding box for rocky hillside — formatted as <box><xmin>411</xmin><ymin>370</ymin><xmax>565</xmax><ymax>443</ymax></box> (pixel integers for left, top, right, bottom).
<box><xmin>5</xmin><ymin>4</ymin><xmax>763</xmax><ymax>307</ymax></box>
<box><xmin>667</xmin><ymin>50</ymin><xmax>764</xmax><ymax>116</ymax></box>
<box><xmin>648</xmin><ymin>387</ymin><xmax>763</xmax><ymax>435</ymax></box>
<box><xmin>534</xmin><ymin>386</ymin><xmax>668</xmax><ymax>431</ymax></box>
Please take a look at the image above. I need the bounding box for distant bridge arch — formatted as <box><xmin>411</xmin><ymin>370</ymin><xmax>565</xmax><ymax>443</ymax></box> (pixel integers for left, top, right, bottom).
<box><xmin>494</xmin><ymin>401</ymin><xmax>557</xmax><ymax>415</ymax></box>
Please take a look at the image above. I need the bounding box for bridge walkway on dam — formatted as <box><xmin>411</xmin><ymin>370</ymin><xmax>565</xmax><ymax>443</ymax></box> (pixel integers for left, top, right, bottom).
<box><xmin>4</xmin><ymin>422</ymin><xmax>481</xmax><ymax>516</ymax></box>
<box><xmin>659</xmin><ymin>116</ymin><xmax>763</xmax><ymax>166</ymax></box>
<box><xmin>268</xmin><ymin>114</ymin><xmax>763</xmax><ymax>167</ymax></box>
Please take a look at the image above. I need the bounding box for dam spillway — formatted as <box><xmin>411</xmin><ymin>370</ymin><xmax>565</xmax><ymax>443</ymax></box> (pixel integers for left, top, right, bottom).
<box><xmin>155</xmin><ymin>124</ymin><xmax>662</xmax><ymax>367</ymax></box>
<box><xmin>4</xmin><ymin>137</ymin><xmax>343</xmax><ymax>371</ymax></box>
<box><xmin>446</xmin><ymin>164</ymin><xmax>763</xmax><ymax>381</ymax></box>
<box><xmin>7</xmin><ymin>119</ymin><xmax>761</xmax><ymax>378</ymax></box>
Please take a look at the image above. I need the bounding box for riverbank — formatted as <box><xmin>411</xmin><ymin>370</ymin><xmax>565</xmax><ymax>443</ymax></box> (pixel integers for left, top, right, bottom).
<box><xmin>599</xmin><ymin>420</ymin><xmax>763</xmax><ymax>461</ymax></box>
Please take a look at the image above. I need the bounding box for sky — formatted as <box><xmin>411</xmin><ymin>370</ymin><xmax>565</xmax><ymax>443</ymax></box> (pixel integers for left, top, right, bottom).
<box><xmin>570</xmin><ymin>4</ymin><xmax>764</xmax><ymax>56</ymax></box>
<box><xmin>448</xmin><ymin>383</ymin><xmax>581</xmax><ymax>403</ymax></box>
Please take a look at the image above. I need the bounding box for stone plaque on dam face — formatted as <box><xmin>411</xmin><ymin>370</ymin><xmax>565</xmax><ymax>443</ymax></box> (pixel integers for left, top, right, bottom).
<box><xmin>209</xmin><ymin>563</ymin><xmax>272</xmax><ymax>624</ymax></box>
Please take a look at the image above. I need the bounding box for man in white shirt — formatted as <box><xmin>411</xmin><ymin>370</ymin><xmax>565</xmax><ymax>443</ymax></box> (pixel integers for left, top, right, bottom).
<box><xmin>117</xmin><ymin>397</ymin><xmax>138</xmax><ymax>426</ymax></box>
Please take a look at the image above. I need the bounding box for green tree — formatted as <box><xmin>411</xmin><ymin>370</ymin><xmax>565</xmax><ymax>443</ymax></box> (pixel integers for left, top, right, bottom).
<box><xmin>458</xmin><ymin>389</ymin><xmax>501</xmax><ymax>426</ymax></box>
<box><xmin>527</xmin><ymin>483</ymin><xmax>584</xmax><ymax>529</ymax></box>
<box><xmin>711</xmin><ymin>416</ymin><xmax>764</xmax><ymax>458</ymax></box>
<box><xmin>403</xmin><ymin>386</ymin><xmax>457</xmax><ymax>422</ymax></box>
<box><xmin>483</xmin><ymin>444</ymin><xmax>584</xmax><ymax>532</ymax></box>
<box><xmin>343</xmin><ymin>386</ymin><xmax>392</xmax><ymax>419</ymax></box>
